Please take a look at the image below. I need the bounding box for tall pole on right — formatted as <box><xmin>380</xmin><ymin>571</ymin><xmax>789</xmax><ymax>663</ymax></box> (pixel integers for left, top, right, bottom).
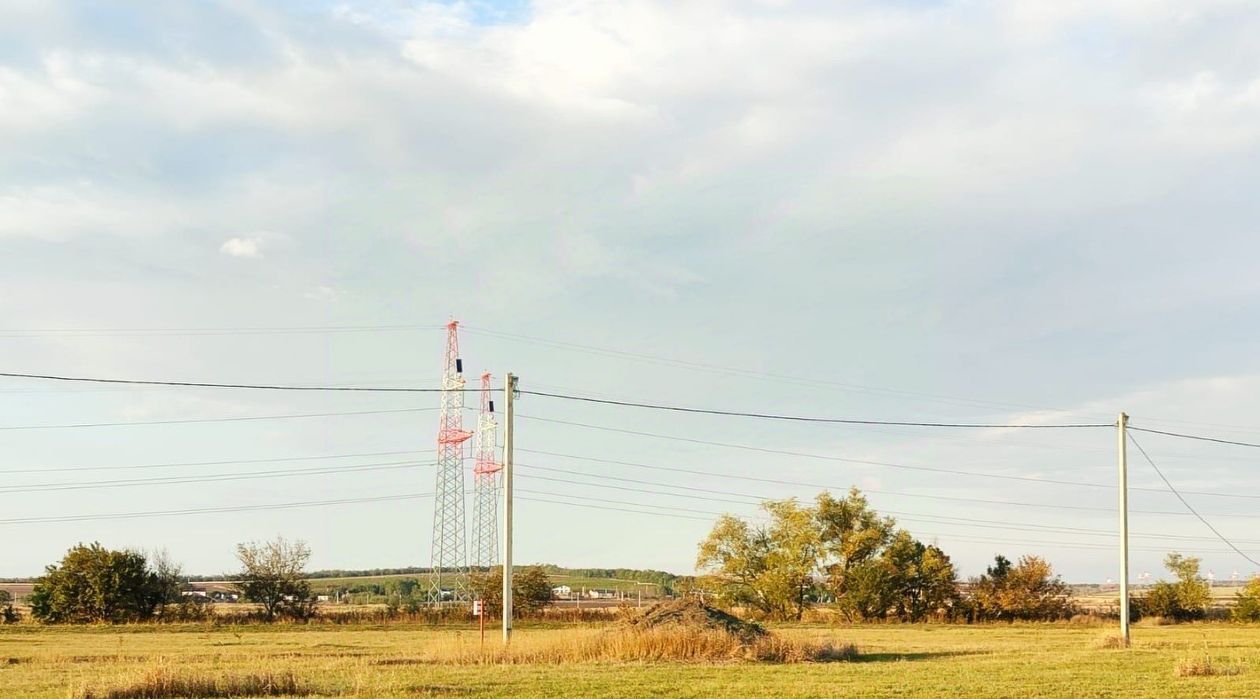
<box><xmin>1117</xmin><ymin>411</ymin><xmax>1130</xmax><ymax>647</ymax></box>
<box><xmin>502</xmin><ymin>373</ymin><xmax>516</xmax><ymax>645</ymax></box>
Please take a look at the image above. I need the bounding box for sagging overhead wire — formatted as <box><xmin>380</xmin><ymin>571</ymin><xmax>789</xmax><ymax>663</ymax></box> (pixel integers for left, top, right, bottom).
<box><xmin>0</xmin><ymin>371</ymin><xmax>449</xmax><ymax>393</ymax></box>
<box><xmin>516</xmin><ymin>390</ymin><xmax>1113</xmax><ymax>428</ymax></box>
<box><xmin>0</xmin><ymin>448</ymin><xmax>427</xmax><ymax>475</ymax></box>
<box><xmin>0</xmin><ymin>407</ymin><xmax>438</xmax><ymax>431</ymax></box>
<box><xmin>518</xmin><ymin>414</ymin><xmax>1117</xmax><ymax>489</ymax></box>
<box><xmin>0</xmin><ymin>492</ymin><xmax>435</xmax><ymax>525</ymax></box>
<box><xmin>1127</xmin><ymin>433</ymin><xmax>1260</xmax><ymax>567</ymax></box>
<box><xmin>511</xmin><ymin>470</ymin><xmax>1260</xmax><ymax>545</ymax></box>
<box><xmin>514</xmin><ymin>489</ymin><xmax>1258</xmax><ymax>555</ymax></box>
<box><xmin>1129</xmin><ymin>425</ymin><xmax>1260</xmax><ymax>450</ymax></box>
<box><xmin>521</xmin><ymin>414</ymin><xmax>1260</xmax><ymax>500</ymax></box>
<box><xmin>0</xmin><ymin>371</ymin><xmax>1109</xmax><ymax>429</ymax></box>
<box><xmin>0</xmin><ymin>460</ymin><xmax>436</xmax><ymax>494</ymax></box>
<box><xmin>0</xmin><ymin>324</ymin><xmax>443</xmax><ymax>337</ymax></box>
<box><xmin>512</xmin><ymin>454</ymin><xmax>1257</xmax><ymax>518</ymax></box>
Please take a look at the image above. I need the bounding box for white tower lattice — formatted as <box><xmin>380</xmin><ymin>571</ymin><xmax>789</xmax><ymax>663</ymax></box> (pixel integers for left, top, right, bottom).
<box><xmin>471</xmin><ymin>372</ymin><xmax>501</xmax><ymax>570</ymax></box>
<box><xmin>429</xmin><ymin>320</ymin><xmax>472</xmax><ymax>602</ymax></box>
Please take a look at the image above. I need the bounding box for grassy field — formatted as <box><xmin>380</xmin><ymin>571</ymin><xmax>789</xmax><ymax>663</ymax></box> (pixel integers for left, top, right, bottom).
<box><xmin>2</xmin><ymin>621</ymin><xmax>1259</xmax><ymax>698</ymax></box>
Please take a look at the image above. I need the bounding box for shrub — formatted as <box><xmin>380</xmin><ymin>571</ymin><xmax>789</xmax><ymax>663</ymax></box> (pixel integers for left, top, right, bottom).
<box><xmin>1138</xmin><ymin>553</ymin><xmax>1210</xmax><ymax>622</ymax></box>
<box><xmin>1174</xmin><ymin>655</ymin><xmax>1244</xmax><ymax>677</ymax></box>
<box><xmin>28</xmin><ymin>543</ymin><xmax>177</xmax><ymax>624</ymax></box>
<box><xmin>0</xmin><ymin>590</ymin><xmax>18</xmax><ymax>624</ymax></box>
<box><xmin>1232</xmin><ymin>576</ymin><xmax>1260</xmax><ymax>622</ymax></box>
<box><xmin>469</xmin><ymin>566</ymin><xmax>554</xmax><ymax>616</ymax></box>
<box><xmin>1096</xmin><ymin>633</ymin><xmax>1127</xmax><ymax>649</ymax></box>
<box><xmin>966</xmin><ymin>555</ymin><xmax>1076</xmax><ymax>621</ymax></box>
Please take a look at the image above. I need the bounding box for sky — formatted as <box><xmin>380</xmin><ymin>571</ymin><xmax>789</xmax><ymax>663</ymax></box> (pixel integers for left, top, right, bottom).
<box><xmin>2</xmin><ymin>0</ymin><xmax>1260</xmax><ymax>583</ymax></box>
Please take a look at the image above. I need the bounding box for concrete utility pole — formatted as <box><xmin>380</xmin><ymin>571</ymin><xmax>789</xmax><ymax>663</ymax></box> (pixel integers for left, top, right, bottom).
<box><xmin>502</xmin><ymin>373</ymin><xmax>517</xmax><ymax>644</ymax></box>
<box><xmin>1117</xmin><ymin>412</ymin><xmax>1131</xmax><ymax>646</ymax></box>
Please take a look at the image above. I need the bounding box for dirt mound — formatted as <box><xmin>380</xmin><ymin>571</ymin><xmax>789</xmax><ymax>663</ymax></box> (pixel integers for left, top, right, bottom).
<box><xmin>623</xmin><ymin>598</ymin><xmax>766</xmax><ymax>641</ymax></box>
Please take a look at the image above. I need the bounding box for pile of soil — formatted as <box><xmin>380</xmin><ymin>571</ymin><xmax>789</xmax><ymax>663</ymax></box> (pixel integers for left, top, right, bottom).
<box><xmin>623</xmin><ymin>598</ymin><xmax>766</xmax><ymax>642</ymax></box>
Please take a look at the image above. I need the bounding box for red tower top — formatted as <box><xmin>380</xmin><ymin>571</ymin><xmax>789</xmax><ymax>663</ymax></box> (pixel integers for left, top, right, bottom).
<box><xmin>474</xmin><ymin>371</ymin><xmax>501</xmax><ymax>475</ymax></box>
<box><xmin>437</xmin><ymin>320</ymin><xmax>472</xmax><ymax>446</ymax></box>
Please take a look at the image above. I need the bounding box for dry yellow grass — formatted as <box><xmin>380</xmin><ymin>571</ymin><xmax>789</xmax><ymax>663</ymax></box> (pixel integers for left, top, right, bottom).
<box><xmin>1173</xmin><ymin>655</ymin><xmax>1245</xmax><ymax>677</ymax></box>
<box><xmin>72</xmin><ymin>665</ymin><xmax>319</xmax><ymax>698</ymax></box>
<box><xmin>376</xmin><ymin>626</ymin><xmax>855</xmax><ymax>665</ymax></box>
<box><xmin>1095</xmin><ymin>633</ymin><xmax>1128</xmax><ymax>649</ymax></box>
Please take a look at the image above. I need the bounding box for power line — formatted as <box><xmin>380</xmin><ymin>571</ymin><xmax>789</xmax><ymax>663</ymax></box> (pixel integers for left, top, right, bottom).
<box><xmin>518</xmin><ymin>414</ymin><xmax>1116</xmax><ymax>489</ymax></box>
<box><xmin>0</xmin><ymin>449</ymin><xmax>426</xmax><ymax>474</ymax></box>
<box><xmin>1129</xmin><ymin>425</ymin><xmax>1260</xmax><ymax>450</ymax></box>
<box><xmin>0</xmin><ymin>371</ymin><xmax>1107</xmax><ymax>428</ymax></box>
<box><xmin>513</xmin><ymin>470</ymin><xmax>1260</xmax><ymax>545</ymax></box>
<box><xmin>515</xmin><ymin>489</ymin><xmax>1255</xmax><ymax>555</ymax></box>
<box><xmin>0</xmin><ymin>492</ymin><xmax>435</xmax><ymax>525</ymax></box>
<box><xmin>0</xmin><ymin>371</ymin><xmax>448</xmax><ymax>393</ymax></box>
<box><xmin>518</xmin><ymin>390</ymin><xmax>1112</xmax><ymax>429</ymax></box>
<box><xmin>0</xmin><ymin>407</ymin><xmax>437</xmax><ymax>431</ymax></box>
<box><xmin>520</xmin><ymin>414</ymin><xmax>1260</xmax><ymax>500</ymax></box>
<box><xmin>513</xmin><ymin>454</ymin><xmax>1256</xmax><ymax>518</ymax></box>
<box><xmin>468</xmin><ymin>326</ymin><xmax>1260</xmax><ymax>438</ymax></box>
<box><xmin>517</xmin><ymin>493</ymin><xmax>716</xmax><ymax>522</ymax></box>
<box><xmin>462</xmin><ymin>325</ymin><xmax>1083</xmax><ymax>416</ymax></box>
<box><xmin>0</xmin><ymin>324</ymin><xmax>444</xmax><ymax>337</ymax></box>
<box><xmin>1127</xmin><ymin>433</ymin><xmax>1260</xmax><ymax>567</ymax></box>
<box><xmin>0</xmin><ymin>474</ymin><xmax>1244</xmax><ymax>557</ymax></box>
<box><xmin>0</xmin><ymin>460</ymin><xmax>435</xmax><ymax>494</ymax></box>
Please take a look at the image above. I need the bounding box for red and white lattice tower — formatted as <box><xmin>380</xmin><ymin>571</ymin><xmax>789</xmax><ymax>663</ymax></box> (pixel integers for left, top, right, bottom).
<box><xmin>470</xmin><ymin>372</ymin><xmax>501</xmax><ymax>570</ymax></box>
<box><xmin>429</xmin><ymin>319</ymin><xmax>473</xmax><ymax>603</ymax></box>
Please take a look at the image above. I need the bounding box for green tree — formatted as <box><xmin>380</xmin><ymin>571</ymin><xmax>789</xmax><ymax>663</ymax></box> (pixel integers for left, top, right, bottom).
<box><xmin>839</xmin><ymin>531</ymin><xmax>957</xmax><ymax>621</ymax></box>
<box><xmin>815</xmin><ymin>488</ymin><xmax>895</xmax><ymax>602</ymax></box>
<box><xmin>1142</xmin><ymin>552</ymin><xmax>1210</xmax><ymax>621</ymax></box>
<box><xmin>697</xmin><ymin>498</ymin><xmax>820</xmax><ymax>620</ymax></box>
<box><xmin>28</xmin><ymin>543</ymin><xmax>167</xmax><ymax>623</ymax></box>
<box><xmin>699</xmin><ymin>490</ymin><xmax>955</xmax><ymax>621</ymax></box>
<box><xmin>233</xmin><ymin>537</ymin><xmax>317</xmax><ymax>622</ymax></box>
<box><xmin>888</xmin><ymin>534</ymin><xmax>959</xmax><ymax>622</ymax></box>
<box><xmin>469</xmin><ymin>566</ymin><xmax>554</xmax><ymax>616</ymax></box>
<box><xmin>1233</xmin><ymin>576</ymin><xmax>1260</xmax><ymax>622</ymax></box>
<box><xmin>841</xmin><ymin>559</ymin><xmax>898</xmax><ymax>621</ymax></box>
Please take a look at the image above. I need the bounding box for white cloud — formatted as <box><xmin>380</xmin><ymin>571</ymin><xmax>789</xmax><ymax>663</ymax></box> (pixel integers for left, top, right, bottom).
<box><xmin>219</xmin><ymin>236</ymin><xmax>263</xmax><ymax>258</ymax></box>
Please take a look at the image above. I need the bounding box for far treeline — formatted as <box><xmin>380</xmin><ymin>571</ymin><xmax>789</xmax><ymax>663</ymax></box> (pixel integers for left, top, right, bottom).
<box><xmin>1</xmin><ymin>538</ymin><xmax>555</xmax><ymax>625</ymax></box>
<box><xmin>694</xmin><ymin>488</ymin><xmax>1260</xmax><ymax>623</ymax></box>
<box><xmin>4</xmin><ymin>487</ymin><xmax>1260</xmax><ymax>627</ymax></box>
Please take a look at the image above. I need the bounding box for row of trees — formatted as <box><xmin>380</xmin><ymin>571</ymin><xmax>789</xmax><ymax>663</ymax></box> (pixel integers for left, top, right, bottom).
<box><xmin>17</xmin><ymin>537</ymin><xmax>318</xmax><ymax>624</ymax></box>
<box><xmin>696</xmin><ymin>488</ymin><xmax>1260</xmax><ymax>623</ymax></box>
<box><xmin>9</xmin><ymin>536</ymin><xmax>557</xmax><ymax>625</ymax></box>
